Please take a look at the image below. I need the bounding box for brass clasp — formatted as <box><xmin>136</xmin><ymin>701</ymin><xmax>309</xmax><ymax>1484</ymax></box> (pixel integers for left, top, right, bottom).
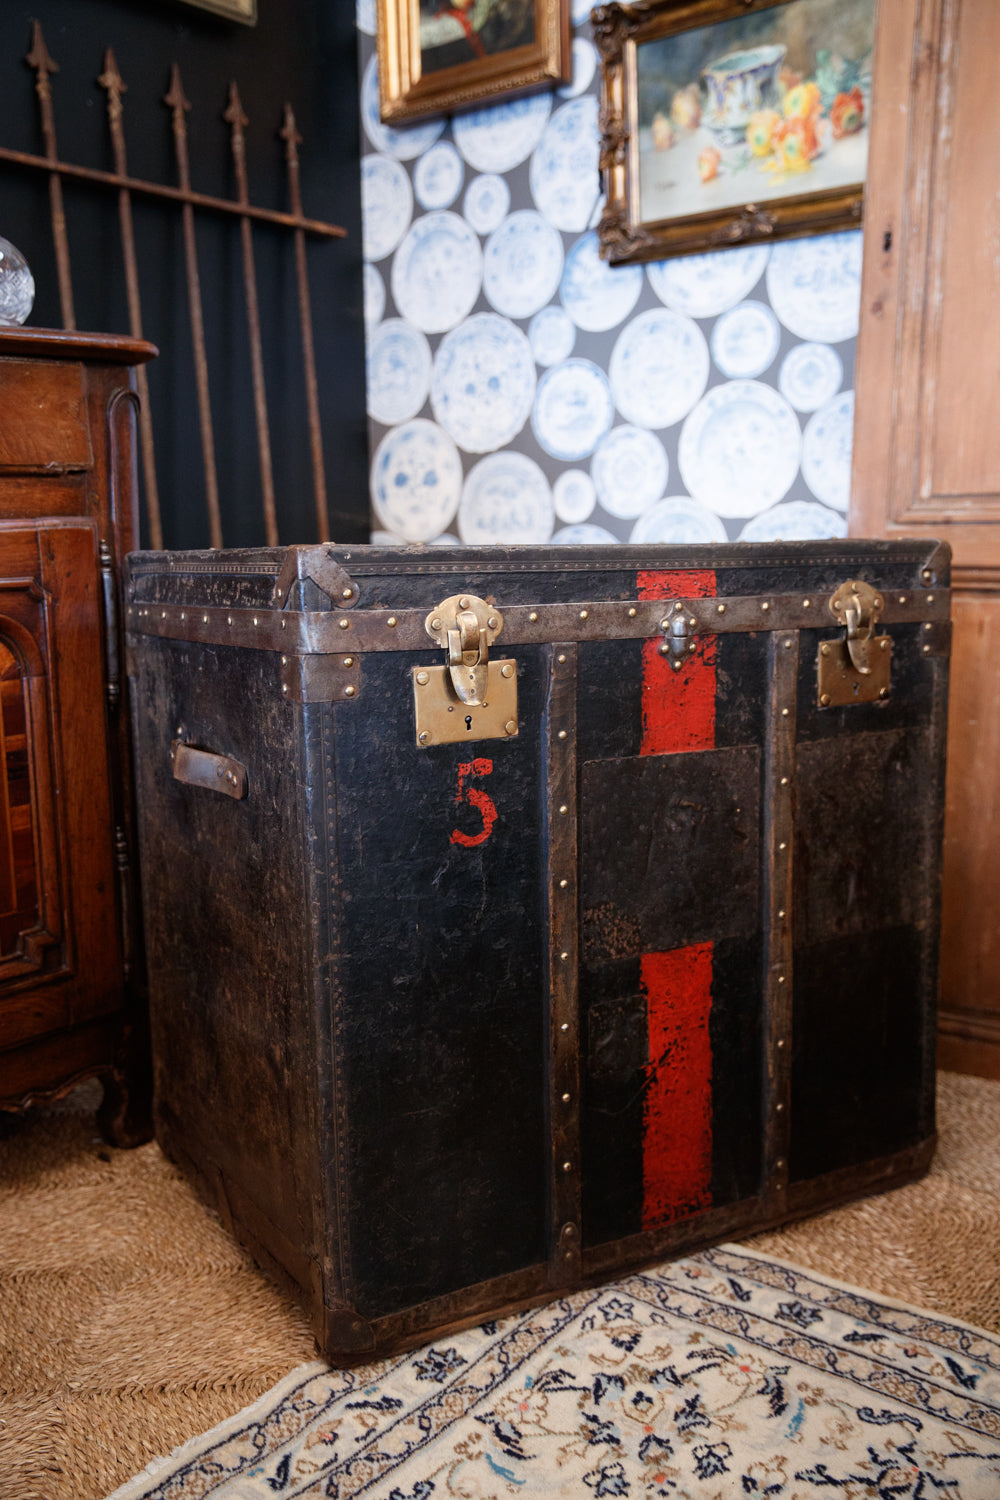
<box><xmin>818</xmin><ymin>580</ymin><xmax>891</xmax><ymax>707</ymax></box>
<box><xmin>425</xmin><ymin>593</ymin><xmax>503</xmax><ymax>706</ymax></box>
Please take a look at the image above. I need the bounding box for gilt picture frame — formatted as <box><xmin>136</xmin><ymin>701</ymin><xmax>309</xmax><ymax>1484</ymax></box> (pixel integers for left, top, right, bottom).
<box><xmin>376</xmin><ymin>0</ymin><xmax>571</xmax><ymax>124</ymax></box>
<box><xmin>594</xmin><ymin>0</ymin><xmax>875</xmax><ymax>265</ymax></box>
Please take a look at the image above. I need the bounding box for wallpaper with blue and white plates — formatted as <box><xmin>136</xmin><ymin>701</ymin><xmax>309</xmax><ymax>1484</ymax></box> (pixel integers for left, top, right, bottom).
<box><xmin>356</xmin><ymin>0</ymin><xmax>858</xmax><ymax>548</ymax></box>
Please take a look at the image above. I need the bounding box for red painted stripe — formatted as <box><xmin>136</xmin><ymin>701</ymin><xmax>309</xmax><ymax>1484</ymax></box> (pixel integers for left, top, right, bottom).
<box><xmin>637</xmin><ymin>569</ymin><xmax>717</xmax><ymax>755</ymax></box>
<box><xmin>636</xmin><ymin>570</ymin><xmax>717</xmax><ymax>1226</ymax></box>
<box><xmin>641</xmin><ymin>944</ymin><xmax>714</xmax><ymax>1227</ymax></box>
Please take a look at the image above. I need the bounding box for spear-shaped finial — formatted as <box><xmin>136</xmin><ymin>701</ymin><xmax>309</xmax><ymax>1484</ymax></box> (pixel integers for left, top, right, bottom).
<box><xmin>224</xmin><ymin>81</ymin><xmax>250</xmax><ymax>203</ymax></box>
<box><xmin>25</xmin><ymin>20</ymin><xmax>58</xmax><ymax>98</ymax></box>
<box><xmin>98</xmin><ymin>47</ymin><xmax>127</xmax><ymax>132</ymax></box>
<box><xmin>279</xmin><ymin>103</ymin><xmax>303</xmax><ymax>216</ymax></box>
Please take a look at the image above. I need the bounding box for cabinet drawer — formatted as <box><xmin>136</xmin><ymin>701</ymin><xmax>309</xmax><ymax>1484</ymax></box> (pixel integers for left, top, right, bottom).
<box><xmin>0</xmin><ymin>360</ymin><xmax>92</xmax><ymax>471</ymax></box>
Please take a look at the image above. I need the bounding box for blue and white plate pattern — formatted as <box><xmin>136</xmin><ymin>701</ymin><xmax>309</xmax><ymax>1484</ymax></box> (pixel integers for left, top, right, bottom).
<box><xmin>778</xmin><ymin>342</ymin><xmax>844</xmax><ymax>412</ymax></box>
<box><xmin>366</xmin><ymin>319</ymin><xmax>432</xmax><ymax>427</ymax></box>
<box><xmin>453</xmin><ymin>93</ymin><xmax>552</xmax><ymax>174</ymax></box>
<box><xmin>647</xmin><ymin>245</ymin><xmax>771</xmax><ymax>319</ymax></box>
<box><xmin>363</xmin><ymin>263</ymin><xmax>385</xmax><ymax>328</ymax></box>
<box><xmin>484</xmin><ymin>211</ymin><xmax>564</xmax><ymax>321</ymax></box>
<box><xmin>609</xmin><ymin>309</ymin><xmax>710</xmax><ymax>430</ymax></box>
<box><xmin>431</xmin><ymin>313</ymin><xmax>536</xmax><ymax>453</ymax></box>
<box><xmin>553</xmin><ymin>469</ymin><xmax>596</xmax><ymax>524</ymax></box>
<box><xmin>361</xmin><ymin>154</ymin><xmax>413</xmax><ymax>263</ymax></box>
<box><xmin>529</xmin><ymin>306</ymin><xmax>576</xmax><ymax>367</ymax></box>
<box><xmin>801</xmin><ymin>391</ymin><xmax>855</xmax><ymax>511</ymax></box>
<box><xmin>463</xmin><ymin>173</ymin><xmax>510</xmax><ymax>236</ymax></box>
<box><xmin>628</xmin><ymin>496</ymin><xmax>729</xmax><ymax>545</ymax></box>
<box><xmin>590</xmin><ymin>425</ymin><xmax>668</xmax><ymax>518</ymax></box>
<box><xmin>560</xmin><ymin>231</ymin><xmax>643</xmax><ymax>333</ymax></box>
<box><xmin>532</xmin><ymin>358</ymin><xmax>614</xmax><ymax>461</ymax></box>
<box><xmin>370</xmin><ymin>419</ymin><xmax>462</xmax><ymax>541</ymax></box>
<box><xmin>570</xmin><ymin>0</ymin><xmax>593</xmax><ymax>24</ymax></box>
<box><xmin>529</xmin><ymin>97</ymin><xmax>600</xmax><ymax>233</ymax></box>
<box><xmin>739</xmin><ymin>500</ymin><xmax>848</xmax><ymax>541</ymax></box>
<box><xmin>710</xmin><ymin>300</ymin><xmax>781</xmax><ymax>380</ymax></box>
<box><xmin>391</xmin><ymin>212</ymin><xmax>483</xmax><ymax>333</ymax></box>
<box><xmin>558</xmin><ymin>38</ymin><xmax>597</xmax><ymax>99</ymax></box>
<box><xmin>414</xmin><ymin>141</ymin><xmax>464</xmax><ymax>211</ymax></box>
<box><xmin>554</xmin><ymin>523</ymin><xmax>619</xmax><ymax>545</ymax></box>
<box><xmin>679</xmin><ymin>380</ymin><xmax>802</xmax><ymax>517</ymax></box>
<box><xmin>458</xmin><ymin>452</ymin><xmax>554</xmax><ymax>544</ymax></box>
<box><xmin>766</xmin><ymin>232</ymin><xmax>863</xmax><ymax>343</ymax></box>
<box><xmin>356</xmin><ymin>0</ymin><xmax>376</xmax><ymax>36</ymax></box>
<box><xmin>361</xmin><ymin>57</ymin><xmax>445</xmax><ymax>161</ymax></box>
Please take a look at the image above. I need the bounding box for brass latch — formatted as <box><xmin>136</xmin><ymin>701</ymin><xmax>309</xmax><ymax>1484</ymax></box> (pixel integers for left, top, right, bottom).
<box><xmin>414</xmin><ymin>593</ymin><xmax>518</xmax><ymax>747</ymax></box>
<box><xmin>818</xmin><ymin>580</ymin><xmax>891</xmax><ymax>707</ymax></box>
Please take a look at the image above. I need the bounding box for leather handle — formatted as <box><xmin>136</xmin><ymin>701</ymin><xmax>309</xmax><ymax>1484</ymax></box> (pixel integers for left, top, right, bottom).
<box><xmin>171</xmin><ymin>740</ymin><xmax>248</xmax><ymax>800</ymax></box>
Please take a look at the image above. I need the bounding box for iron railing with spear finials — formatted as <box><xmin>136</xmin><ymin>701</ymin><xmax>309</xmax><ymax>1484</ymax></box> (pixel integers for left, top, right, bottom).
<box><xmin>0</xmin><ymin>21</ymin><xmax>347</xmax><ymax>549</ymax></box>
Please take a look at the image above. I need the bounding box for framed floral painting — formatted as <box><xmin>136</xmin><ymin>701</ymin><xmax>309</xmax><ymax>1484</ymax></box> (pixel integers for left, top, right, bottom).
<box><xmin>376</xmin><ymin>0</ymin><xmax>571</xmax><ymax>123</ymax></box>
<box><xmin>594</xmin><ymin>0</ymin><xmax>875</xmax><ymax>264</ymax></box>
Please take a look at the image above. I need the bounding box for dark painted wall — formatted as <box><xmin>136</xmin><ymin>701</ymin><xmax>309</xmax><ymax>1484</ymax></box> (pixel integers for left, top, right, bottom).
<box><xmin>0</xmin><ymin>0</ymin><xmax>368</xmax><ymax>548</ymax></box>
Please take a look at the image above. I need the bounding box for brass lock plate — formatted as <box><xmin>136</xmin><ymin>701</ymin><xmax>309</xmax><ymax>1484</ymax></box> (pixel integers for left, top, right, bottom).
<box><xmin>818</xmin><ymin>635</ymin><xmax>892</xmax><ymax>707</ymax></box>
<box><xmin>413</xmin><ymin>660</ymin><xmax>518</xmax><ymax>747</ymax></box>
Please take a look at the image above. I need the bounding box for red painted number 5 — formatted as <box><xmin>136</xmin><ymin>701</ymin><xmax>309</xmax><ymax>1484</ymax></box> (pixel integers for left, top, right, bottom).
<box><xmin>450</xmin><ymin>758</ymin><xmax>497</xmax><ymax>848</ymax></box>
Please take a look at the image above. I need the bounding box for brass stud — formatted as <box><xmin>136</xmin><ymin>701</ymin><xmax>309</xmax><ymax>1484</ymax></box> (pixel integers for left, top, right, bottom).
<box><xmin>282</xmin><ymin>684</ymin><xmax>288</xmax><ymax>695</ymax></box>
<box><xmin>776</xmin><ymin>1158</ymin><xmax>785</xmax><ymax>1170</ymax></box>
<box><xmin>281</xmin><ymin>655</ymin><xmax>288</xmax><ymax>665</ymax></box>
<box><xmin>821</xmin><ymin>643</ymin><xmax>831</xmax><ymax>656</ymax></box>
<box><xmin>674</xmin><ymin>601</ymin><xmax>683</xmax><ymax>613</ymax></box>
<box><xmin>833</xmin><ymin>599</ymin><xmax>842</xmax><ymax>611</ymax></box>
<box><xmin>779</xmin><ymin>842</ymin><xmax>787</xmax><ymax>851</ymax></box>
<box><xmin>922</xmin><ymin>570</ymin><xmax>933</xmax><ymax>583</ymax></box>
<box><xmin>778</xmin><ymin>909</ymin><xmax>786</xmax><ymax>919</ymax></box>
<box><xmin>777</xmin><ymin>975</ymin><xmax>786</xmax><ymax>984</ymax></box>
<box><xmin>659</xmin><ymin>642</ymin><xmax>671</xmax><ymax>656</ymax></box>
<box><xmin>558</xmin><ymin>653</ymin><xmax>567</xmax><ymax>664</ymax></box>
<box><xmin>343</xmin><ymin>657</ymin><xmax>354</xmax><ymax>667</ymax></box>
<box><xmin>345</xmin><ymin>686</ymin><xmax>355</xmax><ymax>697</ymax></box>
<box><xmin>776</xmin><ymin>1102</ymin><xmax>785</xmax><ymax>1112</ymax></box>
<box><xmin>418</xmin><ymin>731</ymin><xmax>430</xmax><ymax>744</ymax></box>
<box><xmin>923</xmin><ymin>644</ymin><xmax>931</xmax><ymax>655</ymax></box>
<box><xmin>688</xmin><ymin>642</ymin><xmax>697</xmax><ymax>653</ymax></box>
<box><xmin>780</xmin><ymin>776</ymin><xmax>789</xmax><ymax>786</ymax></box>
<box><xmin>927</xmin><ymin>594</ymin><xmax>935</xmax><ymax>604</ymax></box>
<box><xmin>580</xmin><ymin>609</ymin><xmax>589</xmax><ymax>621</ymax></box>
<box><xmin>924</xmin><ymin>622</ymin><xmax>933</xmax><ymax>632</ymax></box>
<box><xmin>761</xmin><ymin>601</ymin><xmax>770</xmax><ymax>611</ymax></box>
<box><xmin>281</xmin><ymin>619</ymin><xmax>287</xmax><ymax>629</ymax></box>
<box><xmin>561</xmin><ymin>1092</ymin><xmax>571</xmax><ymax>1103</ymax></box>
<box><xmin>820</xmin><ymin>693</ymin><xmax>831</xmax><ymax>706</ymax></box>
<box><xmin>387</xmin><ymin>616</ymin><xmax>397</xmax><ymax>627</ymax></box>
<box><xmin>559</xmin><ymin>878</ymin><xmax>568</xmax><ymax>888</ymax></box>
<box><xmin>558</xmin><ymin>804</ymin><xmax>568</xmax><ymax>815</ymax></box>
<box><xmin>501</xmin><ymin>663</ymin><xmax>514</xmax><ymax>678</ymax></box>
<box><xmin>875</xmin><ymin>597</ymin><xmax>883</xmax><ymax>610</ymax></box>
<box><xmin>529</xmin><ymin>611</ymin><xmax>539</xmax><ymax>623</ymax></box>
<box><xmin>488</xmin><ymin>616</ymin><xmax>499</xmax><ymax>630</ymax></box>
<box><xmin>803</xmin><ymin>599</ymin><xmax>811</xmax><ymax>608</ymax></box>
<box><xmin>777</xmin><ymin>1039</ymin><xmax>785</xmax><ymax>1049</ymax></box>
<box><xmin>339</xmin><ymin>619</ymin><xmax>350</xmax><ymax>629</ymax></box>
<box><xmin>203</xmin><ymin>615</ymin><xmax>209</xmax><ymax>623</ymax></box>
<box><xmin>671</xmin><ymin>659</ymin><xmax>683</xmax><ymax>672</ymax></box>
<box><xmin>782</xmin><ymin>708</ymin><xmax>790</xmax><ymax>717</ymax></box>
<box><xmin>459</xmin><ymin>597</ymin><xmax>470</xmax><ymax>609</ymax></box>
<box><xmin>253</xmin><ymin>616</ymin><xmax>259</xmax><ymax>626</ymax></box>
<box><xmin>560</xmin><ymin>1022</ymin><xmax>569</xmax><ymax>1032</ymax></box>
<box><xmin>899</xmin><ymin>595</ymin><xmax>907</xmax><ymax>604</ymax></box>
<box><xmin>660</xmin><ymin>618</ymin><xmax>670</xmax><ymax>631</ymax></box>
<box><xmin>162</xmin><ymin>611</ymin><xmax>167</xmax><ymax>619</ymax></box>
<box><xmin>430</xmin><ymin>618</ymin><xmax>442</xmax><ymax>630</ymax></box>
<box><xmin>880</xmin><ymin>638</ymin><xmax>889</xmax><ymax>651</ymax></box>
<box><xmin>717</xmin><ymin>603</ymin><xmax>726</xmax><ymax>614</ymax></box>
<box><xmin>216</xmin><ymin>765</ymin><xmax>224</xmax><ymax>777</ymax></box>
<box><xmin>181</xmin><ymin>611</ymin><xmax>186</xmax><ymax>621</ymax></box>
<box><xmin>342</xmin><ymin>588</ymin><xmax>353</xmax><ymax>600</ymax></box>
<box><xmin>562</xmin><ymin>1161</ymin><xmax>572</xmax><ymax>1172</ymax></box>
<box><xmin>879</xmin><ymin>687</ymin><xmax>890</xmax><ymax>699</ymax></box>
<box><xmin>560</xmin><ymin>951</ymin><xmax>569</xmax><ymax>961</ymax></box>
<box><xmin>227</xmin><ymin>615</ymin><xmax>233</xmax><ymax>625</ymax></box>
<box><xmin>416</xmin><ymin>672</ymin><xmax>429</xmax><ymax>686</ymax></box>
<box><xmin>505</xmin><ymin>720</ymin><xmax>517</xmax><ymax>735</ymax></box>
<box><xmin>558</xmin><ymin>729</ymin><xmax>567</xmax><ymax>740</ymax></box>
<box><xmin>628</xmin><ymin>607</ymin><xmax>637</xmax><ymax>618</ymax></box>
<box><xmin>784</xmin><ymin>639</ymin><xmax>793</xmax><ymax>649</ymax></box>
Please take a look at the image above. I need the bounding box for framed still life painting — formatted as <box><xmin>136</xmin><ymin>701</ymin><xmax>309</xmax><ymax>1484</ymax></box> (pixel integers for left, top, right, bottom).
<box><xmin>377</xmin><ymin>0</ymin><xmax>571</xmax><ymax>123</ymax></box>
<box><xmin>595</xmin><ymin>0</ymin><xmax>876</xmax><ymax>264</ymax></box>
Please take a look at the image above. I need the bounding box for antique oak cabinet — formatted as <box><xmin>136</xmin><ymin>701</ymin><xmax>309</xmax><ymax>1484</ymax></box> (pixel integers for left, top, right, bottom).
<box><xmin>0</xmin><ymin>328</ymin><xmax>155</xmax><ymax>1144</ymax></box>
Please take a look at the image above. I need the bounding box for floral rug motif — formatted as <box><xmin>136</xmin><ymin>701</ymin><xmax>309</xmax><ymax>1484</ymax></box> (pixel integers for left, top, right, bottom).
<box><xmin>107</xmin><ymin>1245</ymin><xmax>1000</xmax><ymax>1500</ymax></box>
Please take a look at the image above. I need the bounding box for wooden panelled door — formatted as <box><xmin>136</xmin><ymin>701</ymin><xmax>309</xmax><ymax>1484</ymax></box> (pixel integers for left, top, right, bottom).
<box><xmin>851</xmin><ymin>0</ymin><xmax>1000</xmax><ymax>1076</ymax></box>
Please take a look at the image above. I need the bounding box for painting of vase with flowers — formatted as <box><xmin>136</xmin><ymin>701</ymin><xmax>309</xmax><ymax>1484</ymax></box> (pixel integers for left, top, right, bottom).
<box><xmin>596</xmin><ymin>0</ymin><xmax>874</xmax><ymax>264</ymax></box>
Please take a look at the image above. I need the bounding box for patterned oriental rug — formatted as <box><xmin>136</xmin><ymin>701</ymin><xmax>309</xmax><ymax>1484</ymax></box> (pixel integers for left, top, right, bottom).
<box><xmin>107</xmin><ymin>1244</ymin><xmax>1000</xmax><ymax>1500</ymax></box>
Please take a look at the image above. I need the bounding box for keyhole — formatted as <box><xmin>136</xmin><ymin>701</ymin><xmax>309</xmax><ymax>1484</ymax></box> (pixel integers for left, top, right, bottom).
<box><xmin>465</xmin><ymin>714</ymin><xmax>473</xmax><ymax>731</ymax></box>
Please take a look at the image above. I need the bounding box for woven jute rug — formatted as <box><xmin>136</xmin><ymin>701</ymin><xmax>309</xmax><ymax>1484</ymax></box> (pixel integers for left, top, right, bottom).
<box><xmin>1</xmin><ymin>1070</ymin><xmax>998</xmax><ymax>1499</ymax></box>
